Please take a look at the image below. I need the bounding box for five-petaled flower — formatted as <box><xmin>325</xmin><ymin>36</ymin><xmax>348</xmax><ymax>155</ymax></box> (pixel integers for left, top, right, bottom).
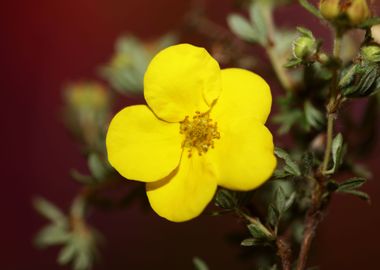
<box><xmin>106</xmin><ymin>44</ymin><xmax>277</xmax><ymax>222</ymax></box>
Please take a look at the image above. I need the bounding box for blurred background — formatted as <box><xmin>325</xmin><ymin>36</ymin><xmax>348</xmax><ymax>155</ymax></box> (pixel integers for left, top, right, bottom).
<box><xmin>1</xmin><ymin>0</ymin><xmax>379</xmax><ymax>269</ymax></box>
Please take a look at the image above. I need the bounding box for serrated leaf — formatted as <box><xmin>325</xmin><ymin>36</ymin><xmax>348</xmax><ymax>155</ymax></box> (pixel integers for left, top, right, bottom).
<box><xmin>274</xmin><ymin>148</ymin><xmax>301</xmax><ymax>176</ymax></box>
<box><xmin>337</xmin><ymin>177</ymin><xmax>367</xmax><ymax>191</ymax></box>
<box><xmin>33</xmin><ymin>197</ymin><xmax>67</xmax><ymax>226</ymax></box>
<box><xmin>227</xmin><ymin>14</ymin><xmax>258</xmax><ymax>43</ymax></box>
<box><xmin>298</xmin><ymin>0</ymin><xmax>322</xmax><ymax>19</ymax></box>
<box><xmin>193</xmin><ymin>257</ymin><xmax>209</xmax><ymax>270</ymax></box>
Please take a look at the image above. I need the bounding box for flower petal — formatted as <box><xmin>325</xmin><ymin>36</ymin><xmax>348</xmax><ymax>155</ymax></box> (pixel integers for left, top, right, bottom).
<box><xmin>106</xmin><ymin>105</ymin><xmax>182</xmax><ymax>182</ymax></box>
<box><xmin>144</xmin><ymin>44</ymin><xmax>222</xmax><ymax>122</ymax></box>
<box><xmin>211</xmin><ymin>68</ymin><xmax>272</xmax><ymax>125</ymax></box>
<box><xmin>146</xmin><ymin>154</ymin><xmax>218</xmax><ymax>222</ymax></box>
<box><xmin>209</xmin><ymin>117</ymin><xmax>276</xmax><ymax>191</ymax></box>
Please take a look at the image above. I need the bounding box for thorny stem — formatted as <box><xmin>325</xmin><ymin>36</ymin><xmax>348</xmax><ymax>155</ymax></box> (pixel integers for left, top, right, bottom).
<box><xmin>296</xmin><ymin>33</ymin><xmax>343</xmax><ymax>270</ymax></box>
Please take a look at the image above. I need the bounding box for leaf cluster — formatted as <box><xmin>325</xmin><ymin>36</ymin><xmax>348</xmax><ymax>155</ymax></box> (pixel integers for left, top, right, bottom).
<box><xmin>34</xmin><ymin>197</ymin><xmax>101</xmax><ymax>270</ymax></box>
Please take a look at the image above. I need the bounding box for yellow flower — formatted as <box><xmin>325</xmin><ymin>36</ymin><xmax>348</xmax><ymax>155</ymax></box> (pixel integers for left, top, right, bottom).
<box><xmin>106</xmin><ymin>44</ymin><xmax>276</xmax><ymax>222</ymax></box>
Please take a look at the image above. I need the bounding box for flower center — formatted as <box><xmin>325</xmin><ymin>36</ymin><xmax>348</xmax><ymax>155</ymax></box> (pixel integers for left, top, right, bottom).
<box><xmin>180</xmin><ymin>111</ymin><xmax>220</xmax><ymax>157</ymax></box>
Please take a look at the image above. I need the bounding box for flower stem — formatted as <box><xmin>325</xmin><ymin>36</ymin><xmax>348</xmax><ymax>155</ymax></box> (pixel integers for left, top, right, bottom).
<box><xmin>322</xmin><ymin>34</ymin><xmax>342</xmax><ymax>173</ymax></box>
<box><xmin>264</xmin><ymin>5</ymin><xmax>295</xmax><ymax>92</ymax></box>
<box><xmin>296</xmin><ymin>33</ymin><xmax>343</xmax><ymax>270</ymax></box>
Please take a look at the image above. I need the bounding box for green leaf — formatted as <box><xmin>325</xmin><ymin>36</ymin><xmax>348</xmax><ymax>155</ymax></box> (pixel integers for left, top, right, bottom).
<box><xmin>296</xmin><ymin>27</ymin><xmax>314</xmax><ymax>39</ymax></box>
<box><xmin>274</xmin><ymin>148</ymin><xmax>301</xmax><ymax>176</ymax></box>
<box><xmin>274</xmin><ymin>186</ymin><xmax>287</xmax><ymax>214</ymax></box>
<box><xmin>267</xmin><ymin>204</ymin><xmax>280</xmax><ymax>229</ymax></box>
<box><xmin>331</xmin><ymin>133</ymin><xmax>344</xmax><ymax>173</ymax></box>
<box><xmin>337</xmin><ymin>177</ymin><xmax>367</xmax><ymax>191</ymax></box>
<box><xmin>88</xmin><ymin>153</ymin><xmax>108</xmax><ymax>181</ymax></box>
<box><xmin>284</xmin><ymin>192</ymin><xmax>296</xmax><ymax>211</ymax></box>
<box><xmin>249</xmin><ymin>2</ymin><xmax>268</xmax><ymax>44</ymax></box>
<box><xmin>227</xmin><ymin>14</ymin><xmax>258</xmax><ymax>43</ymax></box>
<box><xmin>33</xmin><ymin>197</ymin><xmax>67</xmax><ymax>226</ymax></box>
<box><xmin>298</xmin><ymin>0</ymin><xmax>322</xmax><ymax>19</ymax></box>
<box><xmin>358</xmin><ymin>17</ymin><xmax>380</xmax><ymax>28</ymax></box>
<box><xmin>342</xmin><ymin>64</ymin><xmax>379</xmax><ymax>98</ymax></box>
<box><xmin>338</xmin><ymin>189</ymin><xmax>370</xmax><ymax>201</ymax></box>
<box><xmin>193</xmin><ymin>257</ymin><xmax>209</xmax><ymax>270</ymax></box>
<box><xmin>58</xmin><ymin>244</ymin><xmax>76</xmax><ymax>265</ymax></box>
<box><xmin>241</xmin><ymin>238</ymin><xmax>264</xmax><ymax>247</ymax></box>
<box><xmin>35</xmin><ymin>225</ymin><xmax>71</xmax><ymax>248</ymax></box>
<box><xmin>247</xmin><ymin>222</ymin><xmax>273</xmax><ymax>240</ymax></box>
<box><xmin>284</xmin><ymin>57</ymin><xmax>303</xmax><ymax>68</ymax></box>
<box><xmin>304</xmin><ymin>101</ymin><xmax>325</xmax><ymax>129</ymax></box>
<box><xmin>214</xmin><ymin>189</ymin><xmax>237</xmax><ymax>209</ymax></box>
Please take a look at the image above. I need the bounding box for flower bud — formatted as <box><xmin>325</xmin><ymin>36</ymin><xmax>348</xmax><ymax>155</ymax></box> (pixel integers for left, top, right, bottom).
<box><xmin>346</xmin><ymin>0</ymin><xmax>370</xmax><ymax>25</ymax></box>
<box><xmin>319</xmin><ymin>0</ymin><xmax>341</xmax><ymax>21</ymax></box>
<box><xmin>293</xmin><ymin>35</ymin><xmax>317</xmax><ymax>59</ymax></box>
<box><xmin>64</xmin><ymin>82</ymin><xmax>111</xmax><ymax>147</ymax></box>
<box><xmin>371</xmin><ymin>25</ymin><xmax>380</xmax><ymax>45</ymax></box>
<box><xmin>361</xmin><ymin>45</ymin><xmax>380</xmax><ymax>62</ymax></box>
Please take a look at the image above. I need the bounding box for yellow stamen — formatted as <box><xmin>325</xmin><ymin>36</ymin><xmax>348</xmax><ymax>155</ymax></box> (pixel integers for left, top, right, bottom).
<box><xmin>180</xmin><ymin>111</ymin><xmax>220</xmax><ymax>157</ymax></box>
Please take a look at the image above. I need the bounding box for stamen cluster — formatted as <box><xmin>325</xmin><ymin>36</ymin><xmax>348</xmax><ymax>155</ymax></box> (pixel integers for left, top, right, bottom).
<box><xmin>180</xmin><ymin>111</ymin><xmax>220</xmax><ymax>157</ymax></box>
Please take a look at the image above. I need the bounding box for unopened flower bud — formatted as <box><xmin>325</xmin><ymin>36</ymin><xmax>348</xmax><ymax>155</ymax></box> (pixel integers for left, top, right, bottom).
<box><xmin>346</xmin><ymin>0</ymin><xmax>370</xmax><ymax>26</ymax></box>
<box><xmin>293</xmin><ymin>36</ymin><xmax>317</xmax><ymax>59</ymax></box>
<box><xmin>361</xmin><ymin>45</ymin><xmax>380</xmax><ymax>62</ymax></box>
<box><xmin>371</xmin><ymin>25</ymin><xmax>380</xmax><ymax>45</ymax></box>
<box><xmin>319</xmin><ymin>0</ymin><xmax>340</xmax><ymax>21</ymax></box>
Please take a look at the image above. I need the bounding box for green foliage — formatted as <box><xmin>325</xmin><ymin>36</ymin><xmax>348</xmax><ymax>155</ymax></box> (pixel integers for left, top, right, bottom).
<box><xmin>88</xmin><ymin>153</ymin><xmax>111</xmax><ymax>182</ymax></box>
<box><xmin>325</xmin><ymin>133</ymin><xmax>345</xmax><ymax>174</ymax></box>
<box><xmin>304</xmin><ymin>101</ymin><xmax>325</xmax><ymax>130</ymax></box>
<box><xmin>34</xmin><ymin>197</ymin><xmax>100</xmax><ymax>270</ymax></box>
<box><xmin>227</xmin><ymin>2</ymin><xmax>269</xmax><ymax>45</ymax></box>
<box><xmin>214</xmin><ymin>188</ymin><xmax>239</xmax><ymax>209</ymax></box>
<box><xmin>100</xmin><ymin>34</ymin><xmax>177</xmax><ymax>95</ymax></box>
<box><xmin>298</xmin><ymin>0</ymin><xmax>322</xmax><ymax>19</ymax></box>
<box><xmin>193</xmin><ymin>257</ymin><xmax>209</xmax><ymax>270</ymax></box>
<box><xmin>358</xmin><ymin>17</ymin><xmax>380</xmax><ymax>29</ymax></box>
<box><xmin>336</xmin><ymin>177</ymin><xmax>370</xmax><ymax>201</ymax></box>
<box><xmin>273</xmin><ymin>94</ymin><xmax>326</xmax><ymax>134</ymax></box>
<box><xmin>274</xmin><ymin>147</ymin><xmax>301</xmax><ymax>177</ymax></box>
<box><xmin>267</xmin><ymin>186</ymin><xmax>295</xmax><ymax>232</ymax></box>
<box><xmin>341</xmin><ymin>62</ymin><xmax>380</xmax><ymax>98</ymax></box>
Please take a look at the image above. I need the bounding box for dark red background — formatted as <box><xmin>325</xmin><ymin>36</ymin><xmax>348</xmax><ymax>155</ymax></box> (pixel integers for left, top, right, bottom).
<box><xmin>1</xmin><ymin>0</ymin><xmax>379</xmax><ymax>269</ymax></box>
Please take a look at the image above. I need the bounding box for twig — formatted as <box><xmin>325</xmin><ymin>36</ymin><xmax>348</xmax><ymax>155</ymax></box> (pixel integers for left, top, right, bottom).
<box><xmin>277</xmin><ymin>236</ymin><xmax>292</xmax><ymax>270</ymax></box>
<box><xmin>296</xmin><ymin>32</ymin><xmax>343</xmax><ymax>270</ymax></box>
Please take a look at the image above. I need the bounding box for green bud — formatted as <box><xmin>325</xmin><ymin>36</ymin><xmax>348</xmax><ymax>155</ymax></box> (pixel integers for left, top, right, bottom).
<box><xmin>319</xmin><ymin>0</ymin><xmax>340</xmax><ymax>21</ymax></box>
<box><xmin>361</xmin><ymin>45</ymin><xmax>380</xmax><ymax>62</ymax></box>
<box><xmin>293</xmin><ymin>33</ymin><xmax>317</xmax><ymax>59</ymax></box>
<box><xmin>346</xmin><ymin>0</ymin><xmax>370</xmax><ymax>26</ymax></box>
